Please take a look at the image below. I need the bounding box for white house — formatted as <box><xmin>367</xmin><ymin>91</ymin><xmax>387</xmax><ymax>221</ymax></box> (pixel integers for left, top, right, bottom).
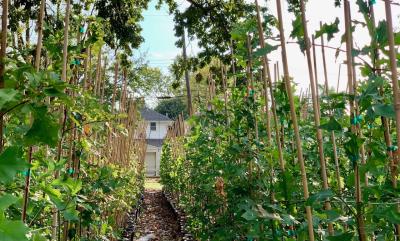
<box><xmin>140</xmin><ymin>108</ymin><xmax>173</xmax><ymax>177</ymax></box>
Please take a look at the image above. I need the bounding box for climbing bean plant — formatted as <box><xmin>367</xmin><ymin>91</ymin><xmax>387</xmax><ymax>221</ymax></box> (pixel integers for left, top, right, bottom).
<box><xmin>161</xmin><ymin>0</ymin><xmax>400</xmax><ymax>240</ymax></box>
<box><xmin>0</xmin><ymin>0</ymin><xmax>153</xmax><ymax>240</ymax></box>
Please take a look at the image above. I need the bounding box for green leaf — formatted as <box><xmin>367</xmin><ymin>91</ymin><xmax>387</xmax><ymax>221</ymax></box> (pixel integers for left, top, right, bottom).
<box><xmin>24</xmin><ymin>106</ymin><xmax>60</xmax><ymax>147</ymax></box>
<box><xmin>53</xmin><ymin>178</ymin><xmax>82</xmax><ymax>195</ymax></box>
<box><xmin>0</xmin><ymin>220</ymin><xmax>29</xmax><ymax>241</ymax></box>
<box><xmin>326</xmin><ymin>232</ymin><xmax>354</xmax><ymax>241</ymax></box>
<box><xmin>0</xmin><ymin>147</ymin><xmax>28</xmax><ymax>183</ymax></box>
<box><xmin>315</xmin><ymin>18</ymin><xmax>340</xmax><ymax>41</ymax></box>
<box><xmin>0</xmin><ymin>195</ymin><xmax>18</xmax><ymax>210</ymax></box>
<box><xmin>319</xmin><ymin>117</ymin><xmax>342</xmax><ymax>131</ymax></box>
<box><xmin>373</xmin><ymin>104</ymin><xmax>395</xmax><ymax>118</ymax></box>
<box><xmin>0</xmin><ymin>89</ymin><xmax>19</xmax><ymax>110</ymax></box>
<box><xmin>373</xmin><ymin>206</ymin><xmax>400</xmax><ymax>224</ymax></box>
<box><xmin>43</xmin><ymin>87</ymin><xmax>67</xmax><ymax>98</ymax></box>
<box><xmin>253</xmin><ymin>44</ymin><xmax>279</xmax><ymax>58</ymax></box>
<box><xmin>306</xmin><ymin>189</ymin><xmax>333</xmax><ymax>206</ymax></box>
<box><xmin>241</xmin><ymin>209</ymin><xmax>257</xmax><ymax>221</ymax></box>
<box><xmin>376</xmin><ymin>20</ymin><xmax>388</xmax><ymax>47</ymax></box>
<box><xmin>63</xmin><ymin>208</ymin><xmax>79</xmax><ymax>221</ymax></box>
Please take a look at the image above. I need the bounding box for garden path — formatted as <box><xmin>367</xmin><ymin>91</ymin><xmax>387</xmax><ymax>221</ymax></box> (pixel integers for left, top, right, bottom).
<box><xmin>134</xmin><ymin>179</ymin><xmax>182</xmax><ymax>241</ymax></box>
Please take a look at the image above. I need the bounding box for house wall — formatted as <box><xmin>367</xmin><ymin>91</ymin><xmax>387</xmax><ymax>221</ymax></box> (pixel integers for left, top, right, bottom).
<box><xmin>144</xmin><ymin>120</ymin><xmax>172</xmax><ymax>177</ymax></box>
<box><xmin>145</xmin><ymin>121</ymin><xmax>172</xmax><ymax>139</ymax></box>
<box><xmin>146</xmin><ymin>145</ymin><xmax>161</xmax><ymax>176</ymax></box>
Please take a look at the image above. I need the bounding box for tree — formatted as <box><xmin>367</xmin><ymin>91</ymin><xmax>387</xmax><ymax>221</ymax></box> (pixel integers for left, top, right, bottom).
<box><xmin>155</xmin><ymin>98</ymin><xmax>188</xmax><ymax>120</ymax></box>
<box><xmin>159</xmin><ymin>0</ymin><xmax>252</xmax><ymax>65</ymax></box>
<box><xmin>95</xmin><ymin>0</ymin><xmax>151</xmax><ymax>53</ymax></box>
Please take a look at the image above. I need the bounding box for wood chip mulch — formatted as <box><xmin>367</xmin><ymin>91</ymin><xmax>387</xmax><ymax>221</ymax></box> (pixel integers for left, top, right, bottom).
<box><xmin>134</xmin><ymin>189</ymin><xmax>183</xmax><ymax>241</ymax></box>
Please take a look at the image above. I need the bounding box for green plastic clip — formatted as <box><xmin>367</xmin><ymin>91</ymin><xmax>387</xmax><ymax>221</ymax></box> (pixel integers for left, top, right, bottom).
<box><xmin>21</xmin><ymin>170</ymin><xmax>29</xmax><ymax>177</ymax></box>
<box><xmin>349</xmin><ymin>154</ymin><xmax>359</xmax><ymax>168</ymax></box>
<box><xmin>68</xmin><ymin>168</ymin><xmax>74</xmax><ymax>175</ymax></box>
<box><xmin>249</xmin><ymin>89</ymin><xmax>255</xmax><ymax>97</ymax></box>
<box><xmin>79</xmin><ymin>27</ymin><xmax>85</xmax><ymax>33</ymax></box>
<box><xmin>71</xmin><ymin>59</ymin><xmax>81</xmax><ymax>65</ymax></box>
<box><xmin>369</xmin><ymin>0</ymin><xmax>376</xmax><ymax>5</ymax></box>
<box><xmin>387</xmin><ymin>145</ymin><xmax>398</xmax><ymax>152</ymax></box>
<box><xmin>351</xmin><ymin>115</ymin><xmax>363</xmax><ymax>125</ymax></box>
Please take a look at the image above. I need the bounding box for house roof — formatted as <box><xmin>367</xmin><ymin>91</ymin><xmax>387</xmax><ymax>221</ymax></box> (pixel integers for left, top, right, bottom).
<box><xmin>140</xmin><ymin>108</ymin><xmax>171</xmax><ymax>121</ymax></box>
<box><xmin>147</xmin><ymin>139</ymin><xmax>164</xmax><ymax>148</ymax></box>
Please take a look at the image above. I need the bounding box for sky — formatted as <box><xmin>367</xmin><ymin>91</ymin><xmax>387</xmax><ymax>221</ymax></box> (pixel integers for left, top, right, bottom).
<box><xmin>138</xmin><ymin>0</ymin><xmax>400</xmax><ymax>95</ymax></box>
<box><xmin>137</xmin><ymin>0</ymin><xmax>196</xmax><ymax>73</ymax></box>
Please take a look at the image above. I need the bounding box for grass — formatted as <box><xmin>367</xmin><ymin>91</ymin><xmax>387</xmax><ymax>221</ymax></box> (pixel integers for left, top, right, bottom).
<box><xmin>144</xmin><ymin>177</ymin><xmax>163</xmax><ymax>190</ymax></box>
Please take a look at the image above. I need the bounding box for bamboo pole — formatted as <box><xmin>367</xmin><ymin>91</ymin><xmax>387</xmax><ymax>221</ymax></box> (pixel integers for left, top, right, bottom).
<box><xmin>275</xmin><ymin>0</ymin><xmax>314</xmax><ymax>239</ymax></box>
<box><xmin>246</xmin><ymin>34</ymin><xmax>259</xmax><ymax>140</ymax></box>
<box><xmin>255</xmin><ymin>0</ymin><xmax>272</xmax><ymax>146</ymax></box>
<box><xmin>255</xmin><ymin>0</ymin><xmax>284</xmax><ymax>170</ymax></box>
<box><xmin>34</xmin><ymin>0</ymin><xmax>46</xmax><ymax>70</ymax></box>
<box><xmin>319</xmin><ymin>24</ymin><xmax>342</xmax><ymax>194</ymax></box>
<box><xmin>299</xmin><ymin>0</ymin><xmax>333</xmax><ymax>234</ymax></box>
<box><xmin>337</xmin><ymin>64</ymin><xmax>341</xmax><ymax>93</ymax></box>
<box><xmin>319</xmin><ymin>22</ymin><xmax>329</xmax><ymax>95</ymax></box>
<box><xmin>0</xmin><ymin>0</ymin><xmax>9</xmax><ymax>151</ymax></box>
<box><xmin>384</xmin><ymin>1</ymin><xmax>400</xmax><ymax>238</ymax></box>
<box><xmin>221</xmin><ymin>64</ymin><xmax>229</xmax><ymax>124</ymax></box>
<box><xmin>230</xmin><ymin>39</ymin><xmax>237</xmax><ymax>87</ymax></box>
<box><xmin>61</xmin><ymin>0</ymin><xmax>71</xmax><ymax>82</ymax></box>
<box><xmin>22</xmin><ymin>1</ymin><xmax>47</xmax><ymax>222</ymax></box>
<box><xmin>344</xmin><ymin>1</ymin><xmax>366</xmax><ymax>240</ymax></box>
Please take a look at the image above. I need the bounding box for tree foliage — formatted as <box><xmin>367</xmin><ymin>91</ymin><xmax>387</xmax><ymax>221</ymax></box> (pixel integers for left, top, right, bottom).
<box><xmin>155</xmin><ymin>97</ymin><xmax>188</xmax><ymax>120</ymax></box>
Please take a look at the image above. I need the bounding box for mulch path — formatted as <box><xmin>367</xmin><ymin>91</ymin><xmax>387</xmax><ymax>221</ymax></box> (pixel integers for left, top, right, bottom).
<box><xmin>134</xmin><ymin>189</ymin><xmax>183</xmax><ymax>241</ymax></box>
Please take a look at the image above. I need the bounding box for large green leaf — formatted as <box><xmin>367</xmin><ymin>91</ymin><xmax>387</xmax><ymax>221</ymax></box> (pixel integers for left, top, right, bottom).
<box><xmin>53</xmin><ymin>178</ymin><xmax>82</xmax><ymax>195</ymax></box>
<box><xmin>319</xmin><ymin>117</ymin><xmax>342</xmax><ymax>131</ymax></box>
<box><xmin>63</xmin><ymin>207</ymin><xmax>80</xmax><ymax>221</ymax></box>
<box><xmin>24</xmin><ymin>106</ymin><xmax>60</xmax><ymax>147</ymax></box>
<box><xmin>0</xmin><ymin>220</ymin><xmax>29</xmax><ymax>241</ymax></box>
<box><xmin>376</xmin><ymin>20</ymin><xmax>388</xmax><ymax>47</ymax></box>
<box><xmin>0</xmin><ymin>89</ymin><xmax>19</xmax><ymax>110</ymax></box>
<box><xmin>0</xmin><ymin>147</ymin><xmax>28</xmax><ymax>183</ymax></box>
<box><xmin>241</xmin><ymin>209</ymin><xmax>257</xmax><ymax>221</ymax></box>
<box><xmin>315</xmin><ymin>18</ymin><xmax>340</xmax><ymax>41</ymax></box>
<box><xmin>373</xmin><ymin>104</ymin><xmax>395</xmax><ymax>118</ymax></box>
<box><xmin>0</xmin><ymin>194</ymin><xmax>18</xmax><ymax>210</ymax></box>
<box><xmin>253</xmin><ymin>44</ymin><xmax>279</xmax><ymax>58</ymax></box>
<box><xmin>306</xmin><ymin>189</ymin><xmax>334</xmax><ymax>206</ymax></box>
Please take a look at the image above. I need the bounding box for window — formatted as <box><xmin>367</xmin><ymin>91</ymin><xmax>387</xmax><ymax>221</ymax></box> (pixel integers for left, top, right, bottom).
<box><xmin>150</xmin><ymin>122</ymin><xmax>156</xmax><ymax>131</ymax></box>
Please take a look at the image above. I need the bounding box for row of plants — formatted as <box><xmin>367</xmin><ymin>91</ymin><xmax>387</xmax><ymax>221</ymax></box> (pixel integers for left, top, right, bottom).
<box><xmin>0</xmin><ymin>0</ymin><xmax>153</xmax><ymax>240</ymax></box>
<box><xmin>161</xmin><ymin>0</ymin><xmax>399</xmax><ymax>240</ymax></box>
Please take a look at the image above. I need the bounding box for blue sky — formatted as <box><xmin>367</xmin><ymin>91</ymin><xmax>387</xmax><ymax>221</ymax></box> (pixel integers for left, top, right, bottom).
<box><xmin>138</xmin><ymin>1</ymin><xmax>180</xmax><ymax>73</ymax></box>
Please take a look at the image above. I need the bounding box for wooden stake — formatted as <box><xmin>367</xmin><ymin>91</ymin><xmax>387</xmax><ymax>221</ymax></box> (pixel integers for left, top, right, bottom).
<box><xmin>255</xmin><ymin>0</ymin><xmax>284</xmax><ymax>170</ymax></box>
<box><xmin>255</xmin><ymin>0</ymin><xmax>272</xmax><ymax>146</ymax></box>
<box><xmin>230</xmin><ymin>39</ymin><xmax>237</xmax><ymax>87</ymax></box>
<box><xmin>34</xmin><ymin>0</ymin><xmax>46</xmax><ymax>70</ymax></box>
<box><xmin>319</xmin><ymin>24</ymin><xmax>342</xmax><ymax>194</ymax></box>
<box><xmin>0</xmin><ymin>0</ymin><xmax>9</xmax><ymax>151</ymax></box>
<box><xmin>276</xmin><ymin>0</ymin><xmax>314</xmax><ymax>239</ymax></box>
<box><xmin>300</xmin><ymin>1</ymin><xmax>333</xmax><ymax>234</ymax></box>
<box><xmin>22</xmin><ymin>0</ymin><xmax>47</xmax><ymax>222</ymax></box>
<box><xmin>61</xmin><ymin>0</ymin><xmax>71</xmax><ymax>82</ymax></box>
<box><xmin>344</xmin><ymin>1</ymin><xmax>366</xmax><ymax>240</ymax></box>
<box><xmin>384</xmin><ymin>1</ymin><xmax>400</xmax><ymax>237</ymax></box>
